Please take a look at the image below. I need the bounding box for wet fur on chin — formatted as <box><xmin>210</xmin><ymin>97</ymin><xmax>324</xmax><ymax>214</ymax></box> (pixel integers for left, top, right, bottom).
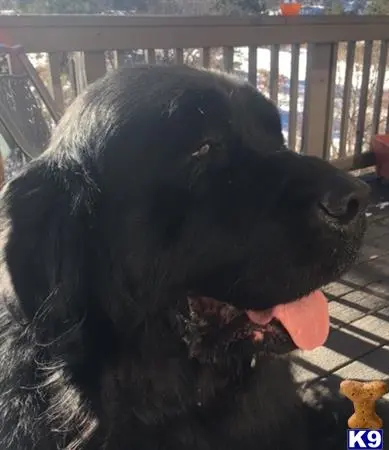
<box><xmin>0</xmin><ymin>64</ymin><xmax>376</xmax><ymax>450</ymax></box>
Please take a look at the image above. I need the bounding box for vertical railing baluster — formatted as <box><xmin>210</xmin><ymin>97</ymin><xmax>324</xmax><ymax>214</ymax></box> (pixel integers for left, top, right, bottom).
<box><xmin>48</xmin><ymin>52</ymin><xmax>65</xmax><ymax>114</ymax></box>
<box><xmin>323</xmin><ymin>42</ymin><xmax>338</xmax><ymax>161</ymax></box>
<box><xmin>201</xmin><ymin>47</ymin><xmax>211</xmax><ymax>68</ymax></box>
<box><xmin>339</xmin><ymin>41</ymin><xmax>356</xmax><ymax>158</ymax></box>
<box><xmin>83</xmin><ymin>51</ymin><xmax>107</xmax><ymax>85</ymax></box>
<box><xmin>248</xmin><ymin>46</ymin><xmax>257</xmax><ymax>88</ymax></box>
<box><xmin>146</xmin><ymin>48</ymin><xmax>156</xmax><ymax>64</ymax></box>
<box><xmin>269</xmin><ymin>44</ymin><xmax>280</xmax><ymax>104</ymax></box>
<box><xmin>354</xmin><ymin>40</ymin><xmax>373</xmax><ymax>155</ymax></box>
<box><xmin>114</xmin><ymin>50</ymin><xmax>126</xmax><ymax>69</ymax></box>
<box><xmin>371</xmin><ymin>40</ymin><xmax>388</xmax><ymax>135</ymax></box>
<box><xmin>302</xmin><ymin>43</ymin><xmax>338</xmax><ymax>159</ymax></box>
<box><xmin>288</xmin><ymin>43</ymin><xmax>300</xmax><ymax>151</ymax></box>
<box><xmin>175</xmin><ymin>48</ymin><xmax>184</xmax><ymax>64</ymax></box>
<box><xmin>223</xmin><ymin>46</ymin><xmax>234</xmax><ymax>73</ymax></box>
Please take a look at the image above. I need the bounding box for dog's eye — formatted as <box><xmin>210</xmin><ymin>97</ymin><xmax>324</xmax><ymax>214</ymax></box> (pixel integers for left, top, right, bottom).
<box><xmin>192</xmin><ymin>143</ymin><xmax>210</xmax><ymax>158</ymax></box>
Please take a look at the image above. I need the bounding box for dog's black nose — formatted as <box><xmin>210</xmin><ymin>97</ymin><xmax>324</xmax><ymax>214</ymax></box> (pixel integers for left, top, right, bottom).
<box><xmin>317</xmin><ymin>177</ymin><xmax>370</xmax><ymax>225</ymax></box>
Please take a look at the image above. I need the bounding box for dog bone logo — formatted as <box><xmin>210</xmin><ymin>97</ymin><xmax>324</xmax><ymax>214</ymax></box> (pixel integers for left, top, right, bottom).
<box><xmin>340</xmin><ymin>379</ymin><xmax>388</xmax><ymax>430</ymax></box>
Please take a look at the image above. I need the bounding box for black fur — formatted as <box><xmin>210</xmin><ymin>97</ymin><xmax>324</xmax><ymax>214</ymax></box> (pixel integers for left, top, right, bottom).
<box><xmin>0</xmin><ymin>65</ymin><xmax>380</xmax><ymax>450</ymax></box>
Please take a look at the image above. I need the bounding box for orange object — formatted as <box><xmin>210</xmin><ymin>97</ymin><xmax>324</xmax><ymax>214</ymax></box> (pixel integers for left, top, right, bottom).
<box><xmin>280</xmin><ymin>2</ymin><xmax>301</xmax><ymax>15</ymax></box>
<box><xmin>371</xmin><ymin>134</ymin><xmax>389</xmax><ymax>179</ymax></box>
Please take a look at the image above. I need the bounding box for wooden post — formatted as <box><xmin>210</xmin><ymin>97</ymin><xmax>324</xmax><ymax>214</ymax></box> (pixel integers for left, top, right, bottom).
<box><xmin>301</xmin><ymin>42</ymin><xmax>337</xmax><ymax>159</ymax></box>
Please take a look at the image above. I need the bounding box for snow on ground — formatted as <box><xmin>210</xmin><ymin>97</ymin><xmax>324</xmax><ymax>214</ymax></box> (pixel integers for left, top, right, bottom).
<box><xmin>238</xmin><ymin>46</ymin><xmax>308</xmax><ymax>81</ymax></box>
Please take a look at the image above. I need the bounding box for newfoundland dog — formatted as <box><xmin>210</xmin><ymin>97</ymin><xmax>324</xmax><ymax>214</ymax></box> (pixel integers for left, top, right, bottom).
<box><xmin>0</xmin><ymin>65</ymin><xmax>372</xmax><ymax>449</ymax></box>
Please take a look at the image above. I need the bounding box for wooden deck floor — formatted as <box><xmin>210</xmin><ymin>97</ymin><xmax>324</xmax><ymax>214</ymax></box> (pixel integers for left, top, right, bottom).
<box><xmin>292</xmin><ymin>176</ymin><xmax>389</xmax><ymax>400</ymax></box>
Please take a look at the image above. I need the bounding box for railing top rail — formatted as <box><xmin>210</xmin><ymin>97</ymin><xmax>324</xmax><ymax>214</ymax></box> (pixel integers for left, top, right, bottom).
<box><xmin>1</xmin><ymin>14</ymin><xmax>389</xmax><ymax>27</ymax></box>
<box><xmin>1</xmin><ymin>14</ymin><xmax>389</xmax><ymax>52</ymax></box>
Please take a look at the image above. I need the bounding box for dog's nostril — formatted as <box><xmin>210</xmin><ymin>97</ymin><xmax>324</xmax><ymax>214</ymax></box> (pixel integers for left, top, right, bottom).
<box><xmin>318</xmin><ymin>192</ymin><xmax>361</xmax><ymax>224</ymax></box>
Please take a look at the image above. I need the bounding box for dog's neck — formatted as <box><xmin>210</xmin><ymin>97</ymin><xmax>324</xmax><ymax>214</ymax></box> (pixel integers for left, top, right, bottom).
<box><xmin>90</xmin><ymin>350</ymin><xmax>303</xmax><ymax>449</ymax></box>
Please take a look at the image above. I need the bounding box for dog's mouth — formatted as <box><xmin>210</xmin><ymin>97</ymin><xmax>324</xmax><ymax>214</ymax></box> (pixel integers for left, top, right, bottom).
<box><xmin>246</xmin><ymin>291</ymin><xmax>329</xmax><ymax>350</ymax></box>
<box><xmin>179</xmin><ymin>291</ymin><xmax>329</xmax><ymax>360</ymax></box>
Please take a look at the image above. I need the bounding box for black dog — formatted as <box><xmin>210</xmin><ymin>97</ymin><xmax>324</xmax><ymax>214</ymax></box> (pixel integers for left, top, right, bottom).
<box><xmin>0</xmin><ymin>65</ymin><xmax>372</xmax><ymax>449</ymax></box>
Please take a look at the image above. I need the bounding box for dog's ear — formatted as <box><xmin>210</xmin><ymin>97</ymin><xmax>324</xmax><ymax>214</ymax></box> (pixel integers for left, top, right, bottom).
<box><xmin>0</xmin><ymin>159</ymin><xmax>98</xmax><ymax>347</ymax></box>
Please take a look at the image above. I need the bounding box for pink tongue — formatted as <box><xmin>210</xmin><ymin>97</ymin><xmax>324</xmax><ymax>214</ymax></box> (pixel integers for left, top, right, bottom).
<box><xmin>246</xmin><ymin>290</ymin><xmax>329</xmax><ymax>350</ymax></box>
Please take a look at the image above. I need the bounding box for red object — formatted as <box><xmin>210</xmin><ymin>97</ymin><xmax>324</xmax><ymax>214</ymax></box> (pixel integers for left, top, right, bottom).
<box><xmin>280</xmin><ymin>3</ymin><xmax>301</xmax><ymax>15</ymax></box>
<box><xmin>372</xmin><ymin>134</ymin><xmax>389</xmax><ymax>179</ymax></box>
<box><xmin>0</xmin><ymin>30</ymin><xmax>11</xmax><ymax>45</ymax></box>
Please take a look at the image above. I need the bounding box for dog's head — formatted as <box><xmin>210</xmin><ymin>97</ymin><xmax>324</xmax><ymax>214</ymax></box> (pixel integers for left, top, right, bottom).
<box><xmin>1</xmin><ymin>65</ymin><xmax>369</xmax><ymax>380</ymax></box>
